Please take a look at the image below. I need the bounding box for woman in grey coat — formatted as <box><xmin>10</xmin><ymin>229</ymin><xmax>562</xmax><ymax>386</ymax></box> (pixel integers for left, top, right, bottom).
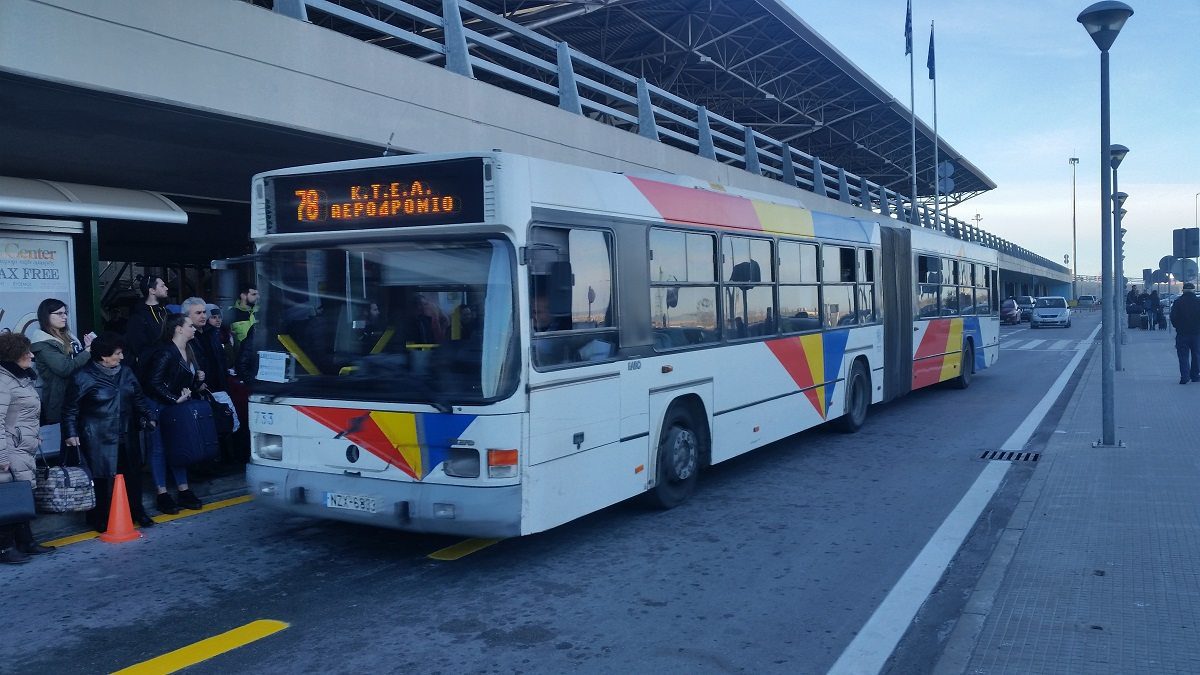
<box><xmin>30</xmin><ymin>298</ymin><xmax>93</xmax><ymax>457</ymax></box>
<box><xmin>0</xmin><ymin>333</ymin><xmax>55</xmax><ymax>564</ymax></box>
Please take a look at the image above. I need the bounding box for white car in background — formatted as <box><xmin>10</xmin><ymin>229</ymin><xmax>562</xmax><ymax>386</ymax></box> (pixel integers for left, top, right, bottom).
<box><xmin>1031</xmin><ymin>296</ymin><xmax>1071</xmax><ymax>328</ymax></box>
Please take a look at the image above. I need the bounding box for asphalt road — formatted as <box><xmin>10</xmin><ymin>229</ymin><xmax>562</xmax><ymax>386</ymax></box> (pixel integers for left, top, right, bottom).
<box><xmin>7</xmin><ymin>313</ymin><xmax>1101</xmax><ymax>674</ymax></box>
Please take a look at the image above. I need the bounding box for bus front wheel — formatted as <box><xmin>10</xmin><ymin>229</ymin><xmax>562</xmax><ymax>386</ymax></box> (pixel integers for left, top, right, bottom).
<box><xmin>646</xmin><ymin>407</ymin><xmax>701</xmax><ymax>509</ymax></box>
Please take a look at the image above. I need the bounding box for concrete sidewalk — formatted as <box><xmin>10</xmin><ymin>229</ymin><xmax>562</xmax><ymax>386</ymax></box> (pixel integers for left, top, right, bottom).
<box><xmin>942</xmin><ymin>326</ymin><xmax>1200</xmax><ymax>673</ymax></box>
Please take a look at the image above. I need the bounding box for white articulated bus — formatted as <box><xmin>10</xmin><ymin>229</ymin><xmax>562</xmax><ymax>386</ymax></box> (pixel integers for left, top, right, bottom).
<box><xmin>245</xmin><ymin>152</ymin><xmax>998</xmax><ymax>537</ymax></box>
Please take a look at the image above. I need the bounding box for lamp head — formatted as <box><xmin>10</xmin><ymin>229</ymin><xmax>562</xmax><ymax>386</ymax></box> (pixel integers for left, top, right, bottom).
<box><xmin>1109</xmin><ymin>144</ymin><xmax>1129</xmax><ymax>169</ymax></box>
<box><xmin>1120</xmin><ymin>209</ymin><xmax>1128</xmax><ymax>219</ymax></box>
<box><xmin>1077</xmin><ymin>1</ymin><xmax>1134</xmax><ymax>52</ymax></box>
<box><xmin>1112</xmin><ymin>191</ymin><xmax>1128</xmax><ymax>206</ymax></box>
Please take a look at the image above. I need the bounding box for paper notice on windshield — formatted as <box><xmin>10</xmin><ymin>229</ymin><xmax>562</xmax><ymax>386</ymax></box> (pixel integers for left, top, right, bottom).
<box><xmin>257</xmin><ymin>351</ymin><xmax>292</xmax><ymax>383</ymax></box>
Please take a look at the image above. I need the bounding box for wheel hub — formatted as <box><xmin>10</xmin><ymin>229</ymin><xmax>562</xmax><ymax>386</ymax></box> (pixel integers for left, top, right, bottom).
<box><xmin>670</xmin><ymin>429</ymin><xmax>698</xmax><ymax>481</ymax></box>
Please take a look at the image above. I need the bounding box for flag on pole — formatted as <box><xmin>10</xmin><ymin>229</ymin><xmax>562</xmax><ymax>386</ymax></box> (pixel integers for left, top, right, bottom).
<box><xmin>926</xmin><ymin>23</ymin><xmax>936</xmax><ymax>79</ymax></box>
<box><xmin>905</xmin><ymin>0</ymin><xmax>913</xmax><ymax>55</ymax></box>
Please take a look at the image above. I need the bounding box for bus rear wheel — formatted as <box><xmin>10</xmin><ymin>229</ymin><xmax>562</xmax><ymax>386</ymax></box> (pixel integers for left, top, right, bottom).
<box><xmin>646</xmin><ymin>407</ymin><xmax>701</xmax><ymax>509</ymax></box>
<box><xmin>835</xmin><ymin>360</ymin><xmax>870</xmax><ymax>433</ymax></box>
<box><xmin>952</xmin><ymin>341</ymin><xmax>974</xmax><ymax>390</ymax></box>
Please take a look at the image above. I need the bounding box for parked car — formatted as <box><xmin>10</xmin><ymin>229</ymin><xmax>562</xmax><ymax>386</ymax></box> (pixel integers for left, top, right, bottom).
<box><xmin>1076</xmin><ymin>294</ymin><xmax>1098</xmax><ymax>308</ymax></box>
<box><xmin>1031</xmin><ymin>296</ymin><xmax>1072</xmax><ymax>328</ymax></box>
<box><xmin>1000</xmin><ymin>298</ymin><xmax>1021</xmax><ymax>324</ymax></box>
<box><xmin>1015</xmin><ymin>295</ymin><xmax>1036</xmax><ymax>322</ymax></box>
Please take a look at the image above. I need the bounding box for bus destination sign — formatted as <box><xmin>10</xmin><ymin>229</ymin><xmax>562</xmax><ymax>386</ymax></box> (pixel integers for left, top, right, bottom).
<box><xmin>269</xmin><ymin>158</ymin><xmax>485</xmax><ymax>233</ymax></box>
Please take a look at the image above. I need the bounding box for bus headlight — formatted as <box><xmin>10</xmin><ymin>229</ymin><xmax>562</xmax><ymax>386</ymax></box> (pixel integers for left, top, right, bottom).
<box><xmin>443</xmin><ymin>447</ymin><xmax>480</xmax><ymax>478</ymax></box>
<box><xmin>255</xmin><ymin>433</ymin><xmax>283</xmax><ymax>460</ymax></box>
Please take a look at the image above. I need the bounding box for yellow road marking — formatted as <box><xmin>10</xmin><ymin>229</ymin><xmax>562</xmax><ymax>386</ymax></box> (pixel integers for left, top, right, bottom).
<box><xmin>428</xmin><ymin>538</ymin><xmax>501</xmax><ymax>560</ymax></box>
<box><xmin>151</xmin><ymin>494</ymin><xmax>254</xmax><ymax>524</ymax></box>
<box><xmin>41</xmin><ymin>494</ymin><xmax>253</xmax><ymax>549</ymax></box>
<box><xmin>42</xmin><ymin>530</ymin><xmax>100</xmax><ymax>548</ymax></box>
<box><xmin>112</xmin><ymin>619</ymin><xmax>288</xmax><ymax>674</ymax></box>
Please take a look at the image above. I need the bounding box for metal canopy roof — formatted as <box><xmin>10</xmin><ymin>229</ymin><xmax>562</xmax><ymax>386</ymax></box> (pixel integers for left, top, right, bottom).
<box><xmin>288</xmin><ymin>0</ymin><xmax>996</xmax><ymax>206</ymax></box>
<box><xmin>496</xmin><ymin>0</ymin><xmax>995</xmax><ymax>204</ymax></box>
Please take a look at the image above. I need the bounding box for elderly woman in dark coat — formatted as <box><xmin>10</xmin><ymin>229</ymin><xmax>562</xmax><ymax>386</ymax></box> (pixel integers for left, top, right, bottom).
<box><xmin>0</xmin><ymin>333</ymin><xmax>55</xmax><ymax>563</ymax></box>
<box><xmin>63</xmin><ymin>332</ymin><xmax>156</xmax><ymax>531</ymax></box>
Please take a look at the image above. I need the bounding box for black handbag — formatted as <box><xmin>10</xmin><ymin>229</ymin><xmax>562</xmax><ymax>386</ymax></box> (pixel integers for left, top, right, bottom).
<box><xmin>33</xmin><ymin>447</ymin><xmax>96</xmax><ymax>514</ymax></box>
<box><xmin>0</xmin><ymin>474</ymin><xmax>36</xmax><ymax>526</ymax></box>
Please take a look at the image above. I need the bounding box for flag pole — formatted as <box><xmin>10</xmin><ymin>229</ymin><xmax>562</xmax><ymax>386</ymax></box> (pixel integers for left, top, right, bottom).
<box><xmin>907</xmin><ymin>2</ymin><xmax>918</xmax><ymax>224</ymax></box>
<box><xmin>931</xmin><ymin>20</ymin><xmax>940</xmax><ymax>229</ymax></box>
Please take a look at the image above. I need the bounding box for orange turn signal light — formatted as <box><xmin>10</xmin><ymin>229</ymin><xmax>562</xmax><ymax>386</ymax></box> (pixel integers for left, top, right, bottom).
<box><xmin>488</xmin><ymin>449</ymin><xmax>518</xmax><ymax>466</ymax></box>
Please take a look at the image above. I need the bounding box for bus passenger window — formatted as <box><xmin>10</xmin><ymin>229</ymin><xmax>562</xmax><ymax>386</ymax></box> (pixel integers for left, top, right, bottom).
<box><xmin>529</xmin><ymin>225</ymin><xmax>618</xmax><ymax>368</ymax></box>
<box><xmin>779</xmin><ymin>241</ymin><xmax>821</xmax><ymax>333</ymax></box>
<box><xmin>722</xmin><ymin>235</ymin><xmax>774</xmax><ymax>339</ymax></box>
<box><xmin>650</xmin><ymin>228</ymin><xmax>719</xmax><ymax>348</ymax></box>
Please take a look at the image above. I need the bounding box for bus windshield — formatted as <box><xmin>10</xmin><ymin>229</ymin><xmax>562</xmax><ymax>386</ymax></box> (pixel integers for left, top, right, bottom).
<box><xmin>254</xmin><ymin>237</ymin><xmax>519</xmax><ymax>406</ymax></box>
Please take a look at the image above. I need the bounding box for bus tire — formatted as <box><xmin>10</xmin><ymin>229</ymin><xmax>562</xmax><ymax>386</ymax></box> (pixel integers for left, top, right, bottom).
<box><xmin>835</xmin><ymin>360</ymin><xmax>870</xmax><ymax>433</ymax></box>
<box><xmin>952</xmin><ymin>340</ymin><xmax>974</xmax><ymax>390</ymax></box>
<box><xmin>646</xmin><ymin>407</ymin><xmax>701</xmax><ymax>509</ymax></box>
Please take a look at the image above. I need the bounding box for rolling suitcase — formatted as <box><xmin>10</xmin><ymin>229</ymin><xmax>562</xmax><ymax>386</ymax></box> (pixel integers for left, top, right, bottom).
<box><xmin>159</xmin><ymin>399</ymin><xmax>220</xmax><ymax>467</ymax></box>
<box><xmin>1139</xmin><ymin>313</ymin><xmax>1149</xmax><ymax>330</ymax></box>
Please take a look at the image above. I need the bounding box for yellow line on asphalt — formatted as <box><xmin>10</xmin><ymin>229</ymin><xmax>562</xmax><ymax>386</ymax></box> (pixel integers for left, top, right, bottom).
<box><xmin>428</xmin><ymin>538</ymin><xmax>501</xmax><ymax>560</ymax></box>
<box><xmin>42</xmin><ymin>530</ymin><xmax>101</xmax><ymax>548</ymax></box>
<box><xmin>112</xmin><ymin>619</ymin><xmax>288</xmax><ymax>674</ymax></box>
<box><xmin>152</xmin><ymin>494</ymin><xmax>254</xmax><ymax>524</ymax></box>
<box><xmin>41</xmin><ymin>494</ymin><xmax>253</xmax><ymax>549</ymax></box>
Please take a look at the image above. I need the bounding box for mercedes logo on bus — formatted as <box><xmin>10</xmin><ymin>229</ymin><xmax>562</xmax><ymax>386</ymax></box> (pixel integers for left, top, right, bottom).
<box><xmin>346</xmin><ymin>445</ymin><xmax>360</xmax><ymax>463</ymax></box>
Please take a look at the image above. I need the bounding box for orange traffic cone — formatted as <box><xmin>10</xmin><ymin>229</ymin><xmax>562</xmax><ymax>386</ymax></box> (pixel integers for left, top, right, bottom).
<box><xmin>99</xmin><ymin>474</ymin><xmax>142</xmax><ymax>544</ymax></box>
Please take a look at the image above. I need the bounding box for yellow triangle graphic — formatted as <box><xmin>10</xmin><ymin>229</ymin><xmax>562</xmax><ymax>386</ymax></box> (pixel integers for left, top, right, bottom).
<box><xmin>370</xmin><ymin>411</ymin><xmax>422</xmax><ymax>478</ymax></box>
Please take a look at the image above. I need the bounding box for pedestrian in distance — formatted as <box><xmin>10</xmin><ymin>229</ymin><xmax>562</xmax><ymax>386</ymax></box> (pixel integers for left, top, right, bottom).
<box><xmin>124</xmin><ymin>273</ymin><xmax>170</xmax><ymax>367</ymax></box>
<box><xmin>139</xmin><ymin>314</ymin><xmax>204</xmax><ymax>514</ymax></box>
<box><xmin>1145</xmin><ymin>290</ymin><xmax>1161</xmax><ymax>332</ymax></box>
<box><xmin>0</xmin><ymin>332</ymin><xmax>56</xmax><ymax>563</ymax></box>
<box><xmin>62</xmin><ymin>333</ymin><xmax>156</xmax><ymax>531</ymax></box>
<box><xmin>30</xmin><ymin>299</ymin><xmax>94</xmax><ymax>459</ymax></box>
<box><xmin>1170</xmin><ymin>282</ymin><xmax>1200</xmax><ymax>385</ymax></box>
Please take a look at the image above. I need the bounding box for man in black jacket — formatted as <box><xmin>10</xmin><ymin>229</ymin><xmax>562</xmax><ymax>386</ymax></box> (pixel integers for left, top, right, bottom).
<box><xmin>1170</xmin><ymin>282</ymin><xmax>1200</xmax><ymax>384</ymax></box>
<box><xmin>123</xmin><ymin>273</ymin><xmax>169</xmax><ymax>367</ymax></box>
<box><xmin>181</xmin><ymin>297</ymin><xmax>227</xmax><ymax>393</ymax></box>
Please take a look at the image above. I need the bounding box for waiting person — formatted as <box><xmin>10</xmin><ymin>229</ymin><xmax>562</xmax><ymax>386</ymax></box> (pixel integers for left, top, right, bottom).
<box><xmin>140</xmin><ymin>314</ymin><xmax>204</xmax><ymax>513</ymax></box>
<box><xmin>1125</xmin><ymin>285</ymin><xmax>1140</xmax><ymax>314</ymax></box>
<box><xmin>229</xmin><ymin>284</ymin><xmax>258</xmax><ymax>348</ymax></box>
<box><xmin>124</xmin><ymin>273</ymin><xmax>170</xmax><ymax>366</ymax></box>
<box><xmin>0</xmin><ymin>333</ymin><xmax>55</xmax><ymax>562</ymax></box>
<box><xmin>182</xmin><ymin>297</ymin><xmax>223</xmax><ymax>393</ymax></box>
<box><xmin>62</xmin><ymin>333</ymin><xmax>156</xmax><ymax>531</ymax></box>
<box><xmin>206</xmin><ymin>304</ymin><xmax>236</xmax><ymax>366</ymax></box>
<box><xmin>1170</xmin><ymin>282</ymin><xmax>1200</xmax><ymax>385</ymax></box>
<box><xmin>30</xmin><ymin>299</ymin><xmax>93</xmax><ymax>458</ymax></box>
<box><xmin>1146</xmin><ymin>291</ymin><xmax>1162</xmax><ymax>332</ymax></box>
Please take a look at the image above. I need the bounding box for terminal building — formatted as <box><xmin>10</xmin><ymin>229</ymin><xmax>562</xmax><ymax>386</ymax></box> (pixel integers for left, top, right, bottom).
<box><xmin>0</xmin><ymin>0</ymin><xmax>1068</xmax><ymax>337</ymax></box>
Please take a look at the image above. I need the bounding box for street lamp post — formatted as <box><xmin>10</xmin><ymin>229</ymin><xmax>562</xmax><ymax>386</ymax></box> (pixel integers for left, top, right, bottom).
<box><xmin>1078</xmin><ymin>1</ymin><xmax>1133</xmax><ymax>447</ymax></box>
<box><xmin>1071</xmin><ymin>157</ymin><xmax>1080</xmax><ymax>300</ymax></box>
<box><xmin>1111</xmin><ymin>144</ymin><xmax>1128</xmax><ymax>361</ymax></box>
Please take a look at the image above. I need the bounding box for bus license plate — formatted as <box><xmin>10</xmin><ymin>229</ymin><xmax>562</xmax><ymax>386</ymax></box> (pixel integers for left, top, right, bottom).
<box><xmin>325</xmin><ymin>492</ymin><xmax>377</xmax><ymax>513</ymax></box>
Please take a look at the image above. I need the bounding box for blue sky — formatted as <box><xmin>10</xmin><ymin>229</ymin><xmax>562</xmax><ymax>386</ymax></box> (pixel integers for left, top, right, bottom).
<box><xmin>786</xmin><ymin>1</ymin><xmax>1200</xmax><ymax>279</ymax></box>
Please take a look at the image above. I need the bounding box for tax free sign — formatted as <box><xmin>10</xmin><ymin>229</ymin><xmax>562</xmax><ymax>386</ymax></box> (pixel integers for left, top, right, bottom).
<box><xmin>0</xmin><ymin>235</ymin><xmax>75</xmax><ymax>335</ymax></box>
